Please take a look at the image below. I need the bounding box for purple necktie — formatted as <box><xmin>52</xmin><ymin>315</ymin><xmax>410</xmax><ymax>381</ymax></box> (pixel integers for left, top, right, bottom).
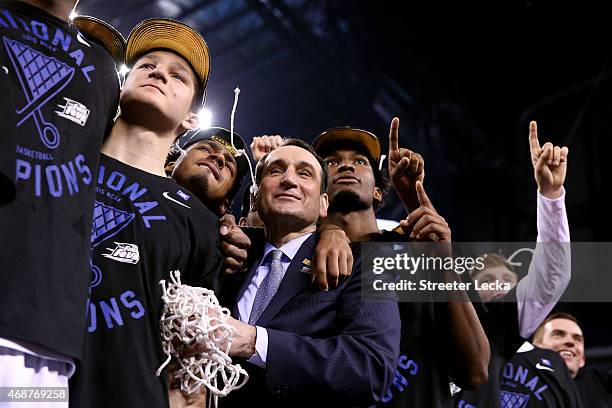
<box><xmin>248</xmin><ymin>249</ymin><xmax>284</xmax><ymax>325</ymax></box>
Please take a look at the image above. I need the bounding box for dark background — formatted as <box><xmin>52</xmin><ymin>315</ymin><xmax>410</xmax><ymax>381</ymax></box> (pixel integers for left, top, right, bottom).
<box><xmin>78</xmin><ymin>0</ymin><xmax>610</xmax><ymax>362</ymax></box>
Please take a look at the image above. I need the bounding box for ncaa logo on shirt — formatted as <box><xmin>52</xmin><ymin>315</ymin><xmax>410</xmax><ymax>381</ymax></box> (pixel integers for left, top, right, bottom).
<box><xmin>540</xmin><ymin>358</ymin><xmax>552</xmax><ymax>367</ymax></box>
<box><xmin>103</xmin><ymin>242</ymin><xmax>140</xmax><ymax>264</ymax></box>
<box><xmin>535</xmin><ymin>357</ymin><xmax>554</xmax><ymax>372</ymax></box>
<box><xmin>176</xmin><ymin>189</ymin><xmax>191</xmax><ymax>201</ymax></box>
<box><xmin>55</xmin><ymin>97</ymin><xmax>91</xmax><ymax>126</ymax></box>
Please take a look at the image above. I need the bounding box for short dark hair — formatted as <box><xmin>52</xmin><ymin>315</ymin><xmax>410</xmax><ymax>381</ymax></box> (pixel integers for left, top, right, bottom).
<box><xmin>533</xmin><ymin>312</ymin><xmax>582</xmax><ymax>343</ymax></box>
<box><xmin>255</xmin><ymin>138</ymin><xmax>328</xmax><ymax>194</ymax></box>
<box><xmin>372</xmin><ymin>165</ymin><xmax>390</xmax><ymax>211</ymax></box>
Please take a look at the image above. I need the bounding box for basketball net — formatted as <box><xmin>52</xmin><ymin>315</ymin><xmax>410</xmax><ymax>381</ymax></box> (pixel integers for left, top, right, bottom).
<box><xmin>156</xmin><ymin>271</ymin><xmax>249</xmax><ymax>407</ymax></box>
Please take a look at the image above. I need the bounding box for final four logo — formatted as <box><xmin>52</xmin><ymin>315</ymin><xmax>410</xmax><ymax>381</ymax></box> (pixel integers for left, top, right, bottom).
<box><xmin>103</xmin><ymin>242</ymin><xmax>140</xmax><ymax>264</ymax></box>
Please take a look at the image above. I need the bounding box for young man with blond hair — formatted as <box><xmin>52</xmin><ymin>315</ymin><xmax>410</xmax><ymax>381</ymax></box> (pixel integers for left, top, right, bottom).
<box><xmin>69</xmin><ymin>19</ymin><xmax>223</xmax><ymax>408</ymax></box>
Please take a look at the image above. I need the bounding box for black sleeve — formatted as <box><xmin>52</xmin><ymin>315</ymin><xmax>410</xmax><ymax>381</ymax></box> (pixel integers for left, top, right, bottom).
<box><xmin>182</xmin><ymin>206</ymin><xmax>223</xmax><ymax>293</ymax></box>
<box><xmin>566</xmin><ymin>366</ymin><xmax>584</xmax><ymax>408</ymax></box>
<box><xmin>481</xmin><ymin>287</ymin><xmax>525</xmax><ymax>358</ymax></box>
<box><xmin>104</xmin><ymin>80</ymin><xmax>119</xmax><ymax>138</ymax></box>
<box><xmin>94</xmin><ymin>44</ymin><xmax>120</xmax><ymax>140</ymax></box>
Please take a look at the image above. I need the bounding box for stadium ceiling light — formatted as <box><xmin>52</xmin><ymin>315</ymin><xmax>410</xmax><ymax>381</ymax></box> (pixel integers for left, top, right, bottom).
<box><xmin>198</xmin><ymin>108</ymin><xmax>212</xmax><ymax>129</ymax></box>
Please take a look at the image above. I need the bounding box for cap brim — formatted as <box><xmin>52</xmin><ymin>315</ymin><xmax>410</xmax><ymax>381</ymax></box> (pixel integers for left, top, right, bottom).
<box><xmin>179</xmin><ymin>127</ymin><xmax>245</xmax><ymax>156</ymax></box>
<box><xmin>73</xmin><ymin>16</ymin><xmax>126</xmax><ymax>65</ymax></box>
<box><xmin>313</xmin><ymin>127</ymin><xmax>381</xmax><ymax>162</ymax></box>
<box><xmin>126</xmin><ymin>19</ymin><xmax>210</xmax><ymax>89</ymax></box>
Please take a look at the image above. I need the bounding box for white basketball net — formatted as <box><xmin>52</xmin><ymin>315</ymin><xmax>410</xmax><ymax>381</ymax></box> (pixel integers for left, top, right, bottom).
<box><xmin>156</xmin><ymin>271</ymin><xmax>249</xmax><ymax>406</ymax></box>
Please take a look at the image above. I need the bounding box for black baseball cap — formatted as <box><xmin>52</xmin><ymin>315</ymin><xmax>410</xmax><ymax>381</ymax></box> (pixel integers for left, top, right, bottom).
<box><xmin>175</xmin><ymin>127</ymin><xmax>249</xmax><ymax>198</ymax></box>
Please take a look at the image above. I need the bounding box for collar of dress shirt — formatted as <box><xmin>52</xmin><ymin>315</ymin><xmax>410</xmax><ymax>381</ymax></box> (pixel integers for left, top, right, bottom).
<box><xmin>259</xmin><ymin>232</ymin><xmax>314</xmax><ymax>267</ymax></box>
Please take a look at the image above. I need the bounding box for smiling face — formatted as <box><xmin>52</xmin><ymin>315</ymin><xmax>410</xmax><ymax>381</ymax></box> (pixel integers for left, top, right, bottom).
<box><xmin>324</xmin><ymin>149</ymin><xmax>381</xmax><ymax>213</ymax></box>
<box><xmin>534</xmin><ymin>318</ymin><xmax>585</xmax><ymax>378</ymax></box>
<box><xmin>256</xmin><ymin>145</ymin><xmax>328</xmax><ymax>228</ymax></box>
<box><xmin>171</xmin><ymin>140</ymin><xmax>238</xmax><ymax>215</ymax></box>
<box><xmin>120</xmin><ymin>50</ymin><xmax>199</xmax><ymax>134</ymax></box>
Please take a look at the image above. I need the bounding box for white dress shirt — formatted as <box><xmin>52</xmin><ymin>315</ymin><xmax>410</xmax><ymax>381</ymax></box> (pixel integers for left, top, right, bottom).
<box><xmin>516</xmin><ymin>188</ymin><xmax>571</xmax><ymax>338</ymax></box>
<box><xmin>237</xmin><ymin>233</ymin><xmax>313</xmax><ymax>368</ymax></box>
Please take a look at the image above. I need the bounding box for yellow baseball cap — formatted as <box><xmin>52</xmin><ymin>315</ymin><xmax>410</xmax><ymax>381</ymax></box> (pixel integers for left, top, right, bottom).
<box><xmin>73</xmin><ymin>15</ymin><xmax>126</xmax><ymax>65</ymax></box>
<box><xmin>313</xmin><ymin>127</ymin><xmax>381</xmax><ymax>162</ymax></box>
<box><xmin>125</xmin><ymin>18</ymin><xmax>210</xmax><ymax>89</ymax></box>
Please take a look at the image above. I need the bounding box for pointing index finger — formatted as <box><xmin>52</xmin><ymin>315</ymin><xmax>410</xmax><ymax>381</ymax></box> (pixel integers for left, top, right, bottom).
<box><xmin>529</xmin><ymin>121</ymin><xmax>541</xmax><ymax>156</ymax></box>
<box><xmin>389</xmin><ymin>117</ymin><xmax>400</xmax><ymax>153</ymax></box>
<box><xmin>416</xmin><ymin>181</ymin><xmax>432</xmax><ymax>208</ymax></box>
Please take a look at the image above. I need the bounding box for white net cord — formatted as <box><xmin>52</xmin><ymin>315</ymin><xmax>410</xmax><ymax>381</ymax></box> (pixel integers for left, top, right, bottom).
<box><xmin>157</xmin><ymin>271</ymin><xmax>249</xmax><ymax>407</ymax></box>
<box><xmin>228</xmin><ymin>86</ymin><xmax>258</xmax><ymax>196</ymax></box>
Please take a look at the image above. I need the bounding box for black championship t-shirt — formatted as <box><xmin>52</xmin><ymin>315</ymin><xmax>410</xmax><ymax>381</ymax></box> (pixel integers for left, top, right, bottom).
<box><xmin>575</xmin><ymin>367</ymin><xmax>612</xmax><ymax>408</ymax></box>
<box><xmin>69</xmin><ymin>154</ymin><xmax>223</xmax><ymax>408</ymax></box>
<box><xmin>499</xmin><ymin>345</ymin><xmax>582</xmax><ymax>408</ymax></box>
<box><xmin>372</xmin><ymin>230</ymin><xmax>454</xmax><ymax>408</ymax></box>
<box><xmin>0</xmin><ymin>55</ymin><xmax>16</xmax><ymax>204</ymax></box>
<box><xmin>454</xmin><ymin>289</ymin><xmax>525</xmax><ymax>408</ymax></box>
<box><xmin>0</xmin><ymin>1</ymin><xmax>119</xmax><ymax>359</ymax></box>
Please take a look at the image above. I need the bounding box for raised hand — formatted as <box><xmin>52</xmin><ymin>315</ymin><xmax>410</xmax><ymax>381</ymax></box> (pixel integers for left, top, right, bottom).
<box><xmin>399</xmin><ymin>181</ymin><xmax>450</xmax><ymax>243</ymax></box>
<box><xmin>529</xmin><ymin>121</ymin><xmax>568</xmax><ymax>199</ymax></box>
<box><xmin>250</xmin><ymin>135</ymin><xmax>283</xmax><ymax>162</ymax></box>
<box><xmin>388</xmin><ymin>117</ymin><xmax>425</xmax><ymax>212</ymax></box>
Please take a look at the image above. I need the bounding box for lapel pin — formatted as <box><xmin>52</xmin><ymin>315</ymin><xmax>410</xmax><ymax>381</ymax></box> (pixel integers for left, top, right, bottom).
<box><xmin>300</xmin><ymin>258</ymin><xmax>312</xmax><ymax>274</ymax></box>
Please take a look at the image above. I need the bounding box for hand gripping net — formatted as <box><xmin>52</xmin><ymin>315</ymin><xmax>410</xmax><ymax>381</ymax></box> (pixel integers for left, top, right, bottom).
<box><xmin>156</xmin><ymin>271</ymin><xmax>249</xmax><ymax>405</ymax></box>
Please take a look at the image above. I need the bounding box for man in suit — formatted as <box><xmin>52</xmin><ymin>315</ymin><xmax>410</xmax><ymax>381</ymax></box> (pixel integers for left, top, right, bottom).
<box><xmin>219</xmin><ymin>138</ymin><xmax>401</xmax><ymax>407</ymax></box>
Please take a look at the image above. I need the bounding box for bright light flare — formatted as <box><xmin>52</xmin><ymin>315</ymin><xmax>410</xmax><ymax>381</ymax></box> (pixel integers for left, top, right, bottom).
<box><xmin>198</xmin><ymin>108</ymin><xmax>212</xmax><ymax>129</ymax></box>
<box><xmin>118</xmin><ymin>64</ymin><xmax>130</xmax><ymax>76</ymax></box>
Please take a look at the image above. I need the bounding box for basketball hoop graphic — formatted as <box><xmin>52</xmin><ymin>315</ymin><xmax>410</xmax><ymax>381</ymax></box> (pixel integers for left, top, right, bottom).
<box><xmin>91</xmin><ymin>201</ymin><xmax>136</xmax><ymax>247</ymax></box>
<box><xmin>500</xmin><ymin>390</ymin><xmax>530</xmax><ymax>408</ymax></box>
<box><xmin>3</xmin><ymin>37</ymin><xmax>75</xmax><ymax>149</ymax></box>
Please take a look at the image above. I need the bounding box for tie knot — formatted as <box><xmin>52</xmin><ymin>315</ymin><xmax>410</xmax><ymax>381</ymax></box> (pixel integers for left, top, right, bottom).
<box><xmin>269</xmin><ymin>249</ymin><xmax>283</xmax><ymax>263</ymax></box>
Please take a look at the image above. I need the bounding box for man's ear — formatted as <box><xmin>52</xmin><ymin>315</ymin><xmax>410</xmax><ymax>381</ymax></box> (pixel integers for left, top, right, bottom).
<box><xmin>165</xmin><ymin>161</ymin><xmax>176</xmax><ymax>177</ymax></box>
<box><xmin>180</xmin><ymin>112</ymin><xmax>199</xmax><ymax>133</ymax></box>
<box><xmin>579</xmin><ymin>355</ymin><xmax>586</xmax><ymax>369</ymax></box>
<box><xmin>319</xmin><ymin>193</ymin><xmax>329</xmax><ymax>219</ymax></box>
<box><xmin>373</xmin><ymin>186</ymin><xmax>383</xmax><ymax>205</ymax></box>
